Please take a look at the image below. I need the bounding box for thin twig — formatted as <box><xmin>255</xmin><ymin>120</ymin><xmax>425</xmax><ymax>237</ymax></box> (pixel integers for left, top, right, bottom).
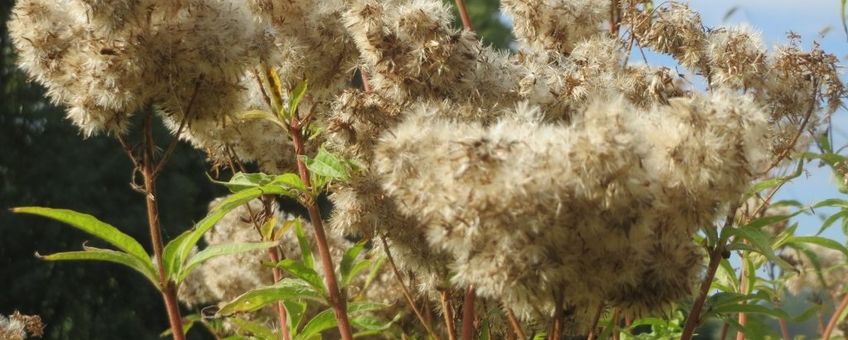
<box><xmin>505</xmin><ymin>308</ymin><xmax>527</xmax><ymax>340</ymax></box>
<box><xmin>244</xmin><ymin>198</ymin><xmax>290</xmax><ymax>340</ymax></box>
<box><xmin>140</xmin><ymin>108</ymin><xmax>185</xmax><ymax>340</ymax></box>
<box><xmin>761</xmin><ymin>85</ymin><xmax>818</xmax><ymax>175</ymax></box>
<box><xmin>440</xmin><ymin>290</ymin><xmax>458</xmax><ymax>340</ymax></box>
<box><xmin>461</xmin><ymin>285</ymin><xmax>476</xmax><ymax>340</ymax></box>
<box><xmin>681</xmin><ymin>204</ymin><xmax>740</xmax><ymax>340</ymax></box>
<box><xmin>453</xmin><ymin>0</ymin><xmax>474</xmax><ymax>31</ymax></box>
<box><xmin>380</xmin><ymin>236</ymin><xmax>440</xmax><ymax>339</ymax></box>
<box><xmin>823</xmin><ymin>292</ymin><xmax>848</xmax><ymax>339</ymax></box>
<box><xmin>360</xmin><ymin>70</ymin><xmax>372</xmax><ymax>93</ymax></box>
<box><xmin>289</xmin><ymin>113</ymin><xmax>354</xmax><ymax>340</ymax></box>
<box><xmin>736</xmin><ymin>255</ymin><xmax>749</xmax><ymax>340</ymax></box>
<box><xmin>778</xmin><ymin>318</ymin><xmax>791</xmax><ymax>340</ymax></box>
<box><xmin>154</xmin><ymin>75</ymin><xmax>204</xmax><ymax>178</ymax></box>
<box><xmin>586</xmin><ymin>303</ymin><xmax>605</xmax><ymax>340</ymax></box>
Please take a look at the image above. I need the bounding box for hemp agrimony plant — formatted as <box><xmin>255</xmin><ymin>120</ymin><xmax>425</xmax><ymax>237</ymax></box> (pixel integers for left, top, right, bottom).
<box><xmin>6</xmin><ymin>0</ymin><xmax>848</xmax><ymax>339</ymax></box>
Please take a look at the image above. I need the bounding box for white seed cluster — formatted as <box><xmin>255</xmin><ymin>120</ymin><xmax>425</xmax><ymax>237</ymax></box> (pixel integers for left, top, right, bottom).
<box><xmin>9</xmin><ymin>0</ymin><xmax>844</xmax><ymax>334</ymax></box>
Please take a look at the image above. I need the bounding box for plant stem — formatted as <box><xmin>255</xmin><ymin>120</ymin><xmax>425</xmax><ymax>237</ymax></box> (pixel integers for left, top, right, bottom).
<box><xmin>823</xmin><ymin>292</ymin><xmax>848</xmax><ymax>339</ymax></box>
<box><xmin>269</xmin><ymin>248</ymin><xmax>291</xmax><ymax>340</ymax></box>
<box><xmin>380</xmin><ymin>236</ymin><xmax>439</xmax><ymax>339</ymax></box>
<box><xmin>681</xmin><ymin>243</ymin><xmax>725</xmax><ymax>340</ymax></box>
<box><xmin>453</xmin><ymin>0</ymin><xmax>474</xmax><ymax>31</ymax></box>
<box><xmin>505</xmin><ymin>308</ymin><xmax>527</xmax><ymax>340</ymax></box>
<box><xmin>461</xmin><ymin>285</ymin><xmax>476</xmax><ymax>340</ymax></box>
<box><xmin>586</xmin><ymin>304</ymin><xmax>604</xmax><ymax>340</ymax></box>
<box><xmin>549</xmin><ymin>301</ymin><xmax>564</xmax><ymax>340</ymax></box>
<box><xmin>736</xmin><ymin>256</ymin><xmax>749</xmax><ymax>340</ymax></box>
<box><xmin>778</xmin><ymin>318</ymin><xmax>790</xmax><ymax>340</ymax></box>
<box><xmin>440</xmin><ymin>290</ymin><xmax>458</xmax><ymax>340</ymax></box>
<box><xmin>289</xmin><ymin>116</ymin><xmax>354</xmax><ymax>340</ymax></box>
<box><xmin>141</xmin><ymin>110</ymin><xmax>185</xmax><ymax>340</ymax></box>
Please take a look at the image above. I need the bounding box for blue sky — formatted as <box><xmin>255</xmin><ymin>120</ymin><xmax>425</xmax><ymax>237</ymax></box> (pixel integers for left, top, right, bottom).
<box><xmin>667</xmin><ymin>1</ymin><xmax>848</xmax><ymax>241</ymax></box>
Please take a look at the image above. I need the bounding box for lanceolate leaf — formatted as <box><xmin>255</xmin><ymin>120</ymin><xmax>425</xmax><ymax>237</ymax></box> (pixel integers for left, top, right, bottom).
<box><xmin>177</xmin><ymin>241</ymin><xmax>278</xmax><ymax>284</ymax></box>
<box><xmin>294</xmin><ymin>221</ymin><xmax>314</xmax><ymax>269</ymax></box>
<box><xmin>38</xmin><ymin>248</ymin><xmax>158</xmax><ymax>287</ymax></box>
<box><xmin>340</xmin><ymin>240</ymin><xmax>367</xmax><ymax>286</ymax></box>
<box><xmin>217</xmin><ymin>279</ymin><xmax>322</xmax><ymax>316</ymax></box>
<box><xmin>13</xmin><ymin>207</ymin><xmax>150</xmax><ymax>263</ymax></box>
<box><xmin>229</xmin><ymin>317</ymin><xmax>276</xmax><ymax>339</ymax></box>
<box><xmin>276</xmin><ymin>259</ymin><xmax>325</xmax><ymax>295</ymax></box>
<box><xmin>786</xmin><ymin>236</ymin><xmax>848</xmax><ymax>258</ymax></box>
<box><xmin>297</xmin><ymin>309</ymin><xmax>336</xmax><ymax>340</ymax></box>
<box><xmin>729</xmin><ymin>227</ymin><xmax>794</xmax><ymax>271</ymax></box>
<box><xmin>164</xmin><ymin>184</ymin><xmax>289</xmax><ymax>280</ymax></box>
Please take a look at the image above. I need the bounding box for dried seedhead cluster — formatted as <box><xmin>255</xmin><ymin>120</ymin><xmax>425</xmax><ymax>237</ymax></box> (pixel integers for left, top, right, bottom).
<box><xmin>8</xmin><ymin>0</ymin><xmax>844</xmax><ymax>335</ymax></box>
<box><xmin>0</xmin><ymin>312</ymin><xmax>44</xmax><ymax>340</ymax></box>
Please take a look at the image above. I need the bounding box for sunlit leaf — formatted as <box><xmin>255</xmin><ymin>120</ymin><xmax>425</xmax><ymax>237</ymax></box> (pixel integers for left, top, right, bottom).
<box><xmin>230</xmin><ymin>317</ymin><xmax>276</xmax><ymax>339</ymax></box>
<box><xmin>786</xmin><ymin>236</ymin><xmax>848</xmax><ymax>258</ymax></box>
<box><xmin>276</xmin><ymin>259</ymin><xmax>325</xmax><ymax>295</ymax></box>
<box><xmin>340</xmin><ymin>240</ymin><xmax>367</xmax><ymax>287</ymax></box>
<box><xmin>13</xmin><ymin>207</ymin><xmax>150</xmax><ymax>263</ymax></box>
<box><xmin>297</xmin><ymin>309</ymin><xmax>335</xmax><ymax>340</ymax></box>
<box><xmin>217</xmin><ymin>279</ymin><xmax>322</xmax><ymax>316</ymax></box>
<box><xmin>38</xmin><ymin>247</ymin><xmax>158</xmax><ymax>287</ymax></box>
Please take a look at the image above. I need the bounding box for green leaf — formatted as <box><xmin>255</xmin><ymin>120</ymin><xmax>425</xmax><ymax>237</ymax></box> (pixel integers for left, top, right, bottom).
<box><xmin>208</xmin><ymin>172</ymin><xmax>276</xmax><ymax>193</ymax></box>
<box><xmin>352</xmin><ymin>315</ymin><xmax>393</xmax><ymax>332</ymax></box>
<box><xmin>297</xmin><ymin>309</ymin><xmax>335</xmax><ymax>340</ymax></box>
<box><xmin>344</xmin><ymin>261</ymin><xmax>372</xmax><ymax>288</ymax></box>
<box><xmin>276</xmin><ymin>259</ymin><xmax>325</xmax><ymax>295</ymax></box>
<box><xmin>271</xmin><ymin>173</ymin><xmax>308</xmax><ymax>194</ymax></box>
<box><xmin>230</xmin><ymin>317</ymin><xmax>276</xmax><ymax>340</ymax></box>
<box><xmin>177</xmin><ymin>241</ymin><xmax>278</xmax><ymax>283</ymax></box>
<box><xmin>812</xmin><ymin>198</ymin><xmax>848</xmax><ymax>209</ymax></box>
<box><xmin>288</xmin><ymin>80</ymin><xmax>309</xmax><ymax>118</ymax></box>
<box><xmin>13</xmin><ymin>207</ymin><xmax>150</xmax><ymax>263</ymax></box>
<box><xmin>746</xmin><ymin>160</ymin><xmax>804</xmax><ymax>196</ymax></box>
<box><xmin>818</xmin><ymin>210</ymin><xmax>848</xmax><ymax>235</ymax></box>
<box><xmin>294</xmin><ymin>221</ymin><xmax>314</xmax><ymax>269</ymax></box>
<box><xmin>729</xmin><ymin>227</ymin><xmax>793</xmax><ymax>271</ymax></box>
<box><xmin>217</xmin><ymin>279</ymin><xmax>322</xmax><ymax>316</ymax></box>
<box><xmin>259</xmin><ymin>215</ymin><xmax>278</xmax><ymax>241</ymax></box>
<box><xmin>159</xmin><ymin>313</ymin><xmax>201</xmax><ymax>337</ymax></box>
<box><xmin>361</xmin><ymin>257</ymin><xmax>387</xmax><ymax>293</ymax></box>
<box><xmin>300</xmin><ymin>147</ymin><xmax>354</xmax><ymax>187</ymax></box>
<box><xmin>786</xmin><ymin>236</ymin><xmax>848</xmax><ymax>258</ymax></box>
<box><xmin>340</xmin><ymin>240</ymin><xmax>367</xmax><ymax>287</ymax></box>
<box><xmin>284</xmin><ymin>300</ymin><xmax>308</xmax><ymax>336</ymax></box>
<box><xmin>710</xmin><ymin>303</ymin><xmax>790</xmax><ymax>320</ymax></box>
<box><xmin>38</xmin><ymin>248</ymin><xmax>158</xmax><ymax>287</ymax></box>
<box><xmin>236</xmin><ymin>110</ymin><xmax>287</xmax><ymax>131</ymax></box>
<box><xmin>348</xmin><ymin>302</ymin><xmax>389</xmax><ymax>314</ymax></box>
<box><xmin>164</xmin><ymin>185</ymin><xmax>289</xmax><ymax>282</ymax></box>
<box><xmin>744</xmin><ymin>214</ymin><xmax>797</xmax><ymax>231</ymax></box>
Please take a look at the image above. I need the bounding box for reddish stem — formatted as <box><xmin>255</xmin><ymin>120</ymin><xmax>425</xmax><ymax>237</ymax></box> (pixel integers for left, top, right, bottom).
<box><xmin>681</xmin><ymin>244</ymin><xmax>725</xmax><ymax>340</ymax></box>
<box><xmin>778</xmin><ymin>318</ymin><xmax>790</xmax><ymax>340</ymax></box>
<box><xmin>549</xmin><ymin>302</ymin><xmax>564</xmax><ymax>340</ymax></box>
<box><xmin>506</xmin><ymin>308</ymin><xmax>527</xmax><ymax>340</ymax></box>
<box><xmin>453</xmin><ymin>0</ymin><xmax>474</xmax><ymax>31</ymax></box>
<box><xmin>441</xmin><ymin>290</ymin><xmax>458</xmax><ymax>340</ymax></box>
<box><xmin>461</xmin><ymin>285</ymin><xmax>476</xmax><ymax>340</ymax></box>
<box><xmin>736</xmin><ymin>256</ymin><xmax>749</xmax><ymax>340</ymax></box>
<box><xmin>289</xmin><ymin>117</ymin><xmax>354</xmax><ymax>340</ymax></box>
<box><xmin>823</xmin><ymin>293</ymin><xmax>848</xmax><ymax>340</ymax></box>
<box><xmin>141</xmin><ymin>111</ymin><xmax>185</xmax><ymax>340</ymax></box>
